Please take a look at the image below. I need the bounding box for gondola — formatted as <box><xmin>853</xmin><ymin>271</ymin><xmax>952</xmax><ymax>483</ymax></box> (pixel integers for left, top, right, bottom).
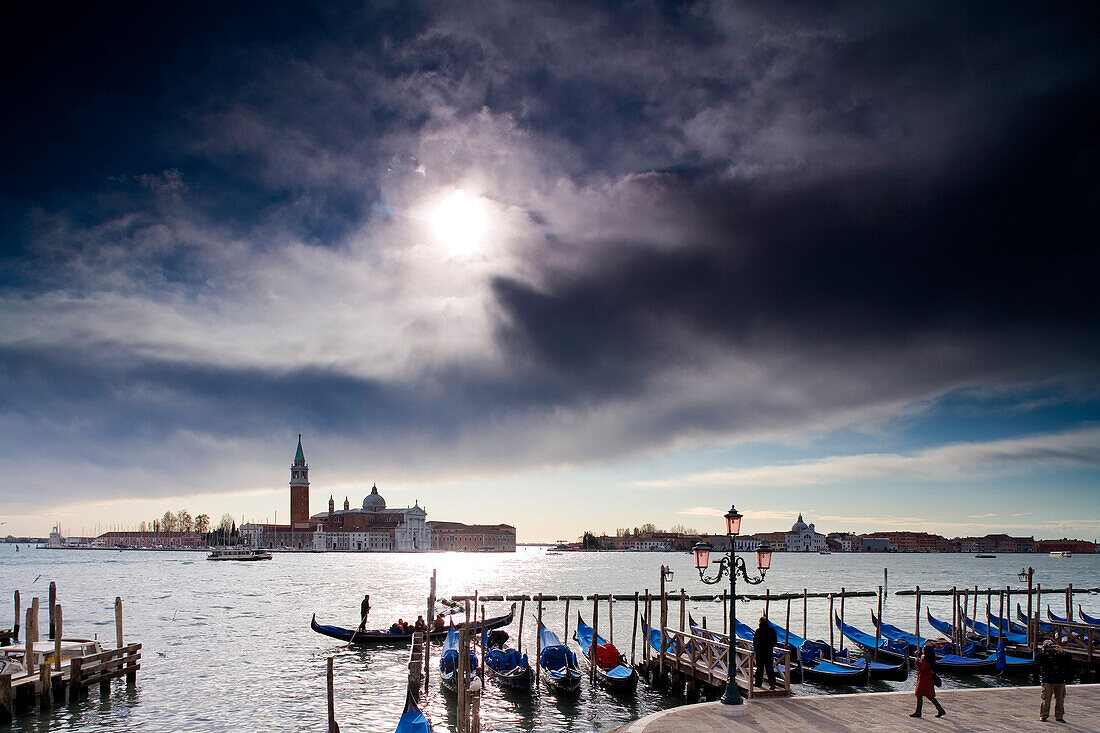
<box><xmin>574</xmin><ymin>615</ymin><xmax>637</xmax><ymax>691</ymax></box>
<box><xmin>922</xmin><ymin>611</ymin><xmax>1036</xmax><ymax>672</ymax></box>
<box><xmin>311</xmin><ymin>603</ymin><xmax>515</xmax><ymax>645</ymax></box>
<box><xmin>958</xmin><ymin>612</ymin><xmax>1027</xmax><ymax>645</ymax></box>
<box><xmin>1079</xmin><ymin>607</ymin><xmax>1100</xmax><ymax>627</ymax></box>
<box><xmin>755</xmin><ymin>618</ymin><xmax>889</xmax><ymax>684</ymax></box>
<box><xmin>835</xmin><ymin>614</ymin><xmax>911</xmax><ymax>664</ymax></box>
<box><xmin>1016</xmin><ymin>603</ymin><xmax>1053</xmax><ymax>633</ymax></box>
<box><xmin>482</xmin><ymin>630</ymin><xmax>532</xmax><ymax>690</ymax></box>
<box><xmin>439</xmin><ymin>626</ymin><xmax>479</xmax><ymax>694</ymax></box>
<box><xmin>395</xmin><ymin>688</ymin><xmax>432</xmax><ymax>733</ymax></box>
<box><xmin>537</xmin><ymin>623</ymin><xmax>582</xmax><ymax>693</ymax></box>
<box><xmin>727</xmin><ymin>618</ymin><xmax>797</xmax><ymax>682</ymax></box>
<box><xmin>870</xmin><ymin>612</ymin><xmax>996</xmax><ymax>672</ymax></box>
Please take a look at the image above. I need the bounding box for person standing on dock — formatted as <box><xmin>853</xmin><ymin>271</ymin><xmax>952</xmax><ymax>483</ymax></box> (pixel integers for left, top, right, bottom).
<box><xmin>1036</xmin><ymin>640</ymin><xmax>1071</xmax><ymax>722</ymax></box>
<box><xmin>753</xmin><ymin>615</ymin><xmax>778</xmax><ymax>689</ymax></box>
<box><xmin>911</xmin><ymin>644</ymin><xmax>946</xmax><ymax>718</ymax></box>
<box><xmin>357</xmin><ymin>594</ymin><xmax>371</xmax><ymax>631</ymax></box>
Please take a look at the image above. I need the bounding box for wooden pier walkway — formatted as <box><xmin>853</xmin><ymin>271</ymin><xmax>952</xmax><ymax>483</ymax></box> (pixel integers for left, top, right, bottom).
<box><xmin>614</xmin><ymin>684</ymin><xmax>1100</xmax><ymax>732</ymax></box>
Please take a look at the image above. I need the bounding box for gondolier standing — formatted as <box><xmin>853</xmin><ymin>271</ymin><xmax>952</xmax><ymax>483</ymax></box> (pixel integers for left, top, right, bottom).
<box><xmin>358</xmin><ymin>594</ymin><xmax>371</xmax><ymax>632</ymax></box>
<box><xmin>753</xmin><ymin>616</ymin><xmax>778</xmax><ymax>689</ymax></box>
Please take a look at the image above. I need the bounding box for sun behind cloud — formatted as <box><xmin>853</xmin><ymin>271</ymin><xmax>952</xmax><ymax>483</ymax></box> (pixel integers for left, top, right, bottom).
<box><xmin>430</xmin><ymin>189</ymin><xmax>489</xmax><ymax>257</ymax></box>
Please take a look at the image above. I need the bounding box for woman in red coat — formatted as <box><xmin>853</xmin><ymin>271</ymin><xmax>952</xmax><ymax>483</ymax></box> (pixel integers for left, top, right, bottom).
<box><xmin>911</xmin><ymin>644</ymin><xmax>946</xmax><ymax>718</ymax></box>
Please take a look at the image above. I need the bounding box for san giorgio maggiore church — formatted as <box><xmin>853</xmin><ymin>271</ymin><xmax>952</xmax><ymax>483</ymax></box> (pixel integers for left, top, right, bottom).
<box><xmin>240</xmin><ymin>437</ymin><xmax>516</xmax><ymax>552</ymax></box>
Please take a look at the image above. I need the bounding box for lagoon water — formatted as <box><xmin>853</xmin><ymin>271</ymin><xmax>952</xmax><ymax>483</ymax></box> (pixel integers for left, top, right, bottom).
<box><xmin>1</xmin><ymin>544</ymin><xmax>1097</xmax><ymax>732</ymax></box>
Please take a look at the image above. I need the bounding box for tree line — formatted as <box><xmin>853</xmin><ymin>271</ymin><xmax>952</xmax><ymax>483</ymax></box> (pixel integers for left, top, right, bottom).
<box><xmin>137</xmin><ymin>511</ymin><xmax>240</xmax><ymax>544</ymax></box>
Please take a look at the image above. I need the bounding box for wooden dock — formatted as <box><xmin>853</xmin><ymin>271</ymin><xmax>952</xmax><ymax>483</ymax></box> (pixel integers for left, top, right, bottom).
<box><xmin>614</xmin><ymin>684</ymin><xmax>1100</xmax><ymax>732</ymax></box>
<box><xmin>1</xmin><ymin>588</ymin><xmax>142</xmax><ymax>727</ymax></box>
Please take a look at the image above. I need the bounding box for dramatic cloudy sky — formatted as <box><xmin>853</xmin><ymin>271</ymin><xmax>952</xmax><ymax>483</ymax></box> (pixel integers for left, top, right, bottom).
<box><xmin>2</xmin><ymin>1</ymin><xmax>1097</xmax><ymax>540</ymax></box>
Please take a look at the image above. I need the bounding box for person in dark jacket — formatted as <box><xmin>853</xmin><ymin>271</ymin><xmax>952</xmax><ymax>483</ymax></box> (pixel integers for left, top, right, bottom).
<box><xmin>1036</xmin><ymin>640</ymin><xmax>1072</xmax><ymax>722</ymax></box>
<box><xmin>753</xmin><ymin>616</ymin><xmax>778</xmax><ymax>689</ymax></box>
<box><xmin>357</xmin><ymin>594</ymin><xmax>371</xmax><ymax>631</ymax></box>
<box><xmin>911</xmin><ymin>644</ymin><xmax>946</xmax><ymax>718</ymax></box>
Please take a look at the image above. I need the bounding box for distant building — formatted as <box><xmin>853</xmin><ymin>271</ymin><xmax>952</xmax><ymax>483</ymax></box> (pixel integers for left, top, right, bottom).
<box><xmin>1036</xmin><ymin>539</ymin><xmax>1096</xmax><ymax>554</ymax></box>
<box><xmin>95</xmin><ymin>530</ymin><xmax>203</xmax><ymax>548</ymax></box>
<box><xmin>862</xmin><ymin>531</ymin><xmax>948</xmax><ymax>553</ymax></box>
<box><xmin>860</xmin><ymin>536</ymin><xmax>893</xmax><ymax>552</ymax></box>
<box><xmin>826</xmin><ymin>532</ymin><xmax>860</xmax><ymax>552</ymax></box>
<box><xmin>430</xmin><ymin>522</ymin><xmax>517</xmax><ymax>552</ymax></box>
<box><xmin>751</xmin><ymin>531</ymin><xmax>789</xmax><ymax>550</ymax></box>
<box><xmin>785</xmin><ymin>514</ymin><xmax>827</xmax><ymax>552</ymax></box>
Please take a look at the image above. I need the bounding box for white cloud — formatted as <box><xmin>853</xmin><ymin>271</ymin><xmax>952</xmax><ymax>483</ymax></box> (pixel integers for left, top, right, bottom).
<box><xmin>636</xmin><ymin>427</ymin><xmax>1100</xmax><ymax>489</ymax></box>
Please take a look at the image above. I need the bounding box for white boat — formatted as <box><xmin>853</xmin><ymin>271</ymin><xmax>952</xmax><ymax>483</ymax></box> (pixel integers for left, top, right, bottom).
<box><xmin>0</xmin><ymin>638</ymin><xmax>102</xmax><ymax>669</ymax></box>
<box><xmin>1049</xmin><ymin>551</ymin><xmax>1071</xmax><ymax>558</ymax></box>
<box><xmin>207</xmin><ymin>547</ymin><xmax>273</xmax><ymax>561</ymax></box>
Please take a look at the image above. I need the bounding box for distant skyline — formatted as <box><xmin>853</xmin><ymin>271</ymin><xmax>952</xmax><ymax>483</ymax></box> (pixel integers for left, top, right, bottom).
<box><xmin>2</xmin><ymin>2</ymin><xmax>1097</xmax><ymax>541</ymax></box>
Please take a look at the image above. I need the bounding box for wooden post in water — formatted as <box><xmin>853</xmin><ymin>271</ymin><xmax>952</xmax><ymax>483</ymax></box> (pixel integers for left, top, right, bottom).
<box><xmin>590</xmin><ymin>594</ymin><xmax>599</xmax><ymax>684</ymax></box>
<box><xmin>608</xmin><ymin>594</ymin><xmax>614</xmax><ymax>645</ymax></box>
<box><xmin>679</xmin><ymin>589</ymin><xmax>685</xmax><ymax>632</ymax></box>
<box><xmin>48</xmin><ymin>582</ymin><xmax>56</xmax><ymax>641</ymax></box>
<box><xmin>951</xmin><ymin>586</ymin><xmax>957</xmax><ymax>649</ymax></box>
<box><xmin>802</xmin><ymin>588</ymin><xmax>808</xmax><ymax>642</ymax></box>
<box><xmin>457</xmin><ymin>626</ymin><xmax>469</xmax><ymax>733</ymax></box>
<box><xmin>915</xmin><ymin>585</ymin><xmax>921</xmax><ymax>642</ymax></box>
<box><xmin>1</xmin><ymin>670</ymin><xmax>11</xmax><ymax>724</ymax></box>
<box><xmin>115</xmin><ymin>597</ymin><xmax>124</xmax><ymax>648</ymax></box>
<box><xmin>631</xmin><ymin>592</ymin><xmax>639</xmax><ymax>666</ymax></box>
<box><xmin>838</xmin><ymin>587</ymin><xmax>845</xmax><ymax>654</ymax></box>
<box><xmin>563</xmin><ymin>598</ymin><xmax>570</xmax><ymax>644</ymax></box>
<box><xmin>1026</xmin><ymin>568</ymin><xmax>1034</xmax><ymax>647</ymax></box>
<box><xmin>1036</xmin><ymin>583</ymin><xmax>1042</xmax><ymax>633</ymax></box>
<box><xmin>327</xmin><ymin>656</ymin><xmax>339</xmax><ymax>733</ymax></box>
<box><xmin>659</xmin><ymin>568</ymin><xmax>667</xmax><ymax>680</ymax></box>
<box><xmin>828</xmin><ymin>594</ymin><xmax>835</xmax><ymax>661</ymax></box>
<box><xmin>765</xmin><ymin>588</ymin><xmax>770</xmax><ymax>618</ymax></box>
<box><xmin>24</xmin><ymin>605</ymin><xmax>35</xmax><ymax>675</ymax></box>
<box><xmin>643</xmin><ymin>590</ymin><xmax>651</xmax><ymax>664</ymax></box>
<box><xmin>425</xmin><ymin>571</ymin><xmax>435</xmax><ymax>690</ymax></box>
<box><xmin>874</xmin><ymin>586</ymin><xmax>882</xmax><ymax>662</ymax></box>
<box><xmin>39</xmin><ymin>661</ymin><xmax>51</xmax><ymax>711</ymax></box>
<box><xmin>12</xmin><ymin>591</ymin><xmax>19</xmax><ymax>643</ymax></box>
<box><xmin>535</xmin><ymin>594</ymin><xmax>543</xmax><ymax>686</ymax></box>
<box><xmin>998</xmin><ymin>589</ymin><xmax>1006</xmax><ymax>643</ymax></box>
<box><xmin>973</xmin><ymin>585</ymin><xmax>978</xmax><ymax>629</ymax></box>
<box><xmin>53</xmin><ymin>604</ymin><xmax>62</xmax><ymax>681</ymax></box>
<box><xmin>1066</xmin><ymin>584</ymin><xmax>1073</xmax><ymax>622</ymax></box>
<box><xmin>784</xmin><ymin>598</ymin><xmax>791</xmax><ymax>650</ymax></box>
<box><xmin>518</xmin><ymin>598</ymin><xmax>526</xmax><ymax>655</ymax></box>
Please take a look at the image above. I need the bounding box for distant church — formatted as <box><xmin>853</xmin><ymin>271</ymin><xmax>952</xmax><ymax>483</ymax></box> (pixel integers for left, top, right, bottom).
<box><xmin>785</xmin><ymin>514</ymin><xmax>827</xmax><ymax>552</ymax></box>
<box><xmin>239</xmin><ymin>436</ymin><xmax>514</xmax><ymax>552</ymax></box>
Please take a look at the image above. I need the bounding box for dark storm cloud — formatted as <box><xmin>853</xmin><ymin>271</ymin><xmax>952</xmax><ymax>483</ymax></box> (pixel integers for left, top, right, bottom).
<box><xmin>1</xmin><ymin>0</ymin><xmax>1098</xmax><ymax>506</ymax></box>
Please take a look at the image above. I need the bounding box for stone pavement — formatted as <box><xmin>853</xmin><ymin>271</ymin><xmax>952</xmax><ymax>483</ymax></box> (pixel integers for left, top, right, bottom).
<box><xmin>612</xmin><ymin>684</ymin><xmax>1100</xmax><ymax>732</ymax></box>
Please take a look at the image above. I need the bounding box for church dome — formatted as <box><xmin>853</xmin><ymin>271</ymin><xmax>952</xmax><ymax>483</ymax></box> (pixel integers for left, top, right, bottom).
<box><xmin>791</xmin><ymin>513</ymin><xmax>809</xmax><ymax>533</ymax></box>
<box><xmin>362</xmin><ymin>484</ymin><xmax>386</xmax><ymax>511</ymax></box>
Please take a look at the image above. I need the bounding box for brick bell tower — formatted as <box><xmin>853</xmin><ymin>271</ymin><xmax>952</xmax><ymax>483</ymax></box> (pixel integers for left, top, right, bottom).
<box><xmin>290</xmin><ymin>435</ymin><xmax>310</xmax><ymax>525</ymax></box>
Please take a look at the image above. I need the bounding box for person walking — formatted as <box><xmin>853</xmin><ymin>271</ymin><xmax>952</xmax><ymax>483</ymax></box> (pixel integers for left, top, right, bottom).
<box><xmin>753</xmin><ymin>615</ymin><xmax>778</xmax><ymax>689</ymax></box>
<box><xmin>1036</xmin><ymin>640</ymin><xmax>1071</xmax><ymax>722</ymax></box>
<box><xmin>911</xmin><ymin>644</ymin><xmax>946</xmax><ymax>718</ymax></box>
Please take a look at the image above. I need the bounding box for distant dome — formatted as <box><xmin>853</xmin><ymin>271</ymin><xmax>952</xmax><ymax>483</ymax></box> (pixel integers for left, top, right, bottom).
<box><xmin>791</xmin><ymin>513</ymin><xmax>809</xmax><ymax>533</ymax></box>
<box><xmin>363</xmin><ymin>484</ymin><xmax>386</xmax><ymax>511</ymax></box>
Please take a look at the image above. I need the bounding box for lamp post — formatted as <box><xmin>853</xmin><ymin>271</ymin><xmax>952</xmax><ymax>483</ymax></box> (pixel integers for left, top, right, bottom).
<box><xmin>692</xmin><ymin>505</ymin><xmax>772</xmax><ymax>707</ymax></box>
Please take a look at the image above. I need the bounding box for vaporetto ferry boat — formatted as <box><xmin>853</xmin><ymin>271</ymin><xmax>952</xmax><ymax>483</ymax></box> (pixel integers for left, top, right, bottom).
<box><xmin>207</xmin><ymin>547</ymin><xmax>273</xmax><ymax>561</ymax></box>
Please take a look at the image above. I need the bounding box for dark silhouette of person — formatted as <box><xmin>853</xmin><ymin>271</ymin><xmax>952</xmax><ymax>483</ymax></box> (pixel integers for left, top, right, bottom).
<box><xmin>1036</xmin><ymin>640</ymin><xmax>1072</xmax><ymax>722</ymax></box>
<box><xmin>911</xmin><ymin>644</ymin><xmax>946</xmax><ymax>718</ymax></box>
<box><xmin>358</xmin><ymin>594</ymin><xmax>371</xmax><ymax>631</ymax></box>
<box><xmin>753</xmin><ymin>615</ymin><xmax>778</xmax><ymax>689</ymax></box>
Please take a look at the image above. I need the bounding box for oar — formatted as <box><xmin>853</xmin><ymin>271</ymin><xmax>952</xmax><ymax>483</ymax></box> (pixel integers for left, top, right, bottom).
<box><xmin>346</xmin><ymin>612</ymin><xmax>369</xmax><ymax>649</ymax></box>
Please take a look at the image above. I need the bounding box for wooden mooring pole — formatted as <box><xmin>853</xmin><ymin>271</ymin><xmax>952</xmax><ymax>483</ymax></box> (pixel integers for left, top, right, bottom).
<box><xmin>12</xmin><ymin>590</ymin><xmax>19</xmax><ymax>643</ymax></box>
<box><xmin>48</xmin><ymin>582</ymin><xmax>56</xmax><ymax>640</ymax></box>
<box><xmin>535</xmin><ymin>594</ymin><xmax>543</xmax><ymax>686</ymax></box>
<box><xmin>914</xmin><ymin>585</ymin><xmax>921</xmax><ymax>643</ymax></box>
<box><xmin>590</xmin><ymin>594</ymin><xmax>599</xmax><ymax>684</ymax></box>
<box><xmin>115</xmin><ymin>597</ymin><xmax>124</xmax><ymax>648</ymax></box>
<box><xmin>838</xmin><ymin>587</ymin><xmax>846</xmax><ymax>654</ymax></box>
<box><xmin>1026</xmin><ymin>568</ymin><xmax>1034</xmax><ymax>647</ymax></box>
<box><xmin>327</xmin><ymin>656</ymin><xmax>339</xmax><ymax>733</ymax></box>
<box><xmin>630</xmin><ymin>592</ymin><xmax>639</xmax><ymax>666</ymax></box>
<box><xmin>802</xmin><ymin>588</ymin><xmax>807</xmax><ymax>642</ymax></box>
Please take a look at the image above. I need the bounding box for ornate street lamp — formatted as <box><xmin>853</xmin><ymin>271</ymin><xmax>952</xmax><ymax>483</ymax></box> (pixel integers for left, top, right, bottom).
<box><xmin>692</xmin><ymin>504</ymin><xmax>772</xmax><ymax>707</ymax></box>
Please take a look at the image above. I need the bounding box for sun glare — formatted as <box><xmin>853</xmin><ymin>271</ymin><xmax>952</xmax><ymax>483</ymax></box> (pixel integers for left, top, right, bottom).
<box><xmin>431</xmin><ymin>189</ymin><xmax>488</xmax><ymax>256</ymax></box>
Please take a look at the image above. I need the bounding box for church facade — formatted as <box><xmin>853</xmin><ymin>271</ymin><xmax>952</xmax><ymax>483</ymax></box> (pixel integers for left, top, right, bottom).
<box><xmin>241</xmin><ymin>437</ymin><xmax>515</xmax><ymax>552</ymax></box>
<box><xmin>785</xmin><ymin>514</ymin><xmax>827</xmax><ymax>552</ymax></box>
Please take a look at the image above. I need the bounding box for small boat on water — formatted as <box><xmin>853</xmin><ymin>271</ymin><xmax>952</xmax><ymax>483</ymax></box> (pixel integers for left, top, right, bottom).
<box><xmin>574</xmin><ymin>615</ymin><xmax>637</xmax><ymax>691</ymax></box>
<box><xmin>482</xmin><ymin>629</ymin><xmax>532</xmax><ymax>690</ymax></box>
<box><xmin>311</xmin><ymin>603</ymin><xmax>515</xmax><ymax>646</ymax></box>
<box><xmin>975</xmin><ymin>553</ymin><xmax>996</xmax><ymax>558</ymax></box>
<box><xmin>206</xmin><ymin>547</ymin><xmax>272</xmax><ymax>561</ymax></box>
<box><xmin>395</xmin><ymin>688</ymin><xmax>432</xmax><ymax>733</ymax></box>
<box><xmin>1049</xmin><ymin>551</ymin><xmax>1071</xmax><ymax>558</ymax></box>
<box><xmin>439</xmin><ymin>626</ymin><xmax>478</xmax><ymax>694</ymax></box>
<box><xmin>0</xmin><ymin>638</ymin><xmax>102</xmax><ymax>669</ymax></box>
<box><xmin>835</xmin><ymin>614</ymin><xmax>912</xmax><ymax>665</ymax></box>
<box><xmin>766</xmin><ymin>617</ymin><xmax>908</xmax><ymax>681</ymax></box>
<box><xmin>537</xmin><ymin>624</ymin><xmax>582</xmax><ymax>694</ymax></box>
